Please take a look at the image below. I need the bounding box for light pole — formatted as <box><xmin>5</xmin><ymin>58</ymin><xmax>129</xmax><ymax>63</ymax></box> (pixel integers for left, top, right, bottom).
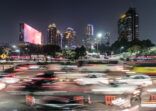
<box><xmin>96</xmin><ymin>33</ymin><xmax>103</xmax><ymax>53</ymax></box>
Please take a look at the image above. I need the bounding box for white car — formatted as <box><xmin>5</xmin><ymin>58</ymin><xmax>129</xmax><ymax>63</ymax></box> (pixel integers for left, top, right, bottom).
<box><xmin>116</xmin><ymin>74</ymin><xmax>152</xmax><ymax>86</ymax></box>
<box><xmin>0</xmin><ymin>82</ymin><xmax>6</xmax><ymax>90</ymax></box>
<box><xmin>91</xmin><ymin>83</ymin><xmax>139</xmax><ymax>94</ymax></box>
<box><xmin>0</xmin><ymin>77</ymin><xmax>20</xmax><ymax>84</ymax></box>
<box><xmin>28</xmin><ymin>65</ymin><xmax>40</xmax><ymax>70</ymax></box>
<box><xmin>74</xmin><ymin>76</ymin><xmax>109</xmax><ymax>85</ymax></box>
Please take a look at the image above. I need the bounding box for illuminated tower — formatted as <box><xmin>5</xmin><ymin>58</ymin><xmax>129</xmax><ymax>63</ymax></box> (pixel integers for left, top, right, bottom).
<box><xmin>63</xmin><ymin>27</ymin><xmax>76</xmax><ymax>48</ymax></box>
<box><xmin>85</xmin><ymin>24</ymin><xmax>94</xmax><ymax>48</ymax></box>
<box><xmin>86</xmin><ymin>24</ymin><xmax>94</xmax><ymax>36</ymax></box>
<box><xmin>118</xmin><ymin>8</ymin><xmax>139</xmax><ymax>41</ymax></box>
<box><xmin>48</xmin><ymin>23</ymin><xmax>61</xmax><ymax>46</ymax></box>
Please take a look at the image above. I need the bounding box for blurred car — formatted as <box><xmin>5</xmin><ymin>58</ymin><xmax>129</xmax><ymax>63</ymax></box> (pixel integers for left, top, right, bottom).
<box><xmin>116</xmin><ymin>74</ymin><xmax>152</xmax><ymax>86</ymax></box>
<box><xmin>86</xmin><ymin>73</ymin><xmax>106</xmax><ymax>78</ymax></box>
<box><xmin>30</xmin><ymin>96</ymin><xmax>85</xmax><ymax>110</ymax></box>
<box><xmin>0</xmin><ymin>82</ymin><xmax>6</xmax><ymax>90</ymax></box>
<box><xmin>74</xmin><ymin>75</ymin><xmax>109</xmax><ymax>85</ymax></box>
<box><xmin>33</xmin><ymin>71</ymin><xmax>58</xmax><ymax>80</ymax></box>
<box><xmin>25</xmin><ymin>71</ymin><xmax>58</xmax><ymax>85</ymax></box>
<box><xmin>61</xmin><ymin>65</ymin><xmax>78</xmax><ymax>71</ymax></box>
<box><xmin>15</xmin><ymin>66</ymin><xmax>28</xmax><ymax>72</ymax></box>
<box><xmin>15</xmin><ymin>64</ymin><xmax>42</xmax><ymax>71</ymax></box>
<box><xmin>91</xmin><ymin>82</ymin><xmax>139</xmax><ymax>94</ymax></box>
<box><xmin>0</xmin><ymin>74</ymin><xmax>20</xmax><ymax>84</ymax></box>
<box><xmin>28</xmin><ymin>65</ymin><xmax>40</xmax><ymax>70</ymax></box>
<box><xmin>133</xmin><ymin>66</ymin><xmax>156</xmax><ymax>75</ymax></box>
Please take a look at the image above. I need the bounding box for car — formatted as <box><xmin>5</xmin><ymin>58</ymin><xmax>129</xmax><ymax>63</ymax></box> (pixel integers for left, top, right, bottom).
<box><xmin>91</xmin><ymin>82</ymin><xmax>140</xmax><ymax>94</ymax></box>
<box><xmin>116</xmin><ymin>74</ymin><xmax>152</xmax><ymax>86</ymax></box>
<box><xmin>25</xmin><ymin>71</ymin><xmax>58</xmax><ymax>85</ymax></box>
<box><xmin>74</xmin><ymin>75</ymin><xmax>109</xmax><ymax>85</ymax></box>
<box><xmin>0</xmin><ymin>74</ymin><xmax>20</xmax><ymax>84</ymax></box>
<box><xmin>86</xmin><ymin>73</ymin><xmax>106</xmax><ymax>78</ymax></box>
<box><xmin>133</xmin><ymin>66</ymin><xmax>156</xmax><ymax>75</ymax></box>
<box><xmin>0</xmin><ymin>82</ymin><xmax>6</xmax><ymax>90</ymax></box>
<box><xmin>32</xmin><ymin>71</ymin><xmax>58</xmax><ymax>81</ymax></box>
<box><xmin>15</xmin><ymin>65</ymin><xmax>28</xmax><ymax>72</ymax></box>
<box><xmin>61</xmin><ymin>65</ymin><xmax>78</xmax><ymax>71</ymax></box>
<box><xmin>28</xmin><ymin>65</ymin><xmax>40</xmax><ymax>70</ymax></box>
<box><xmin>29</xmin><ymin>96</ymin><xmax>85</xmax><ymax>110</ymax></box>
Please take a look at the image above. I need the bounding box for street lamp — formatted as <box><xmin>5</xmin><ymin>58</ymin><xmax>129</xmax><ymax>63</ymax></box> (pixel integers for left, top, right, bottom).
<box><xmin>12</xmin><ymin>45</ymin><xmax>17</xmax><ymax>49</ymax></box>
<box><xmin>97</xmin><ymin>33</ymin><xmax>103</xmax><ymax>38</ymax></box>
<box><xmin>96</xmin><ymin>33</ymin><xmax>103</xmax><ymax>53</ymax></box>
<box><xmin>65</xmin><ymin>45</ymin><xmax>68</xmax><ymax>49</ymax></box>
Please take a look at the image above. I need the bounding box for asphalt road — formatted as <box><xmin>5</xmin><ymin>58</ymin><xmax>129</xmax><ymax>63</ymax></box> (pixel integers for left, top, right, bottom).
<box><xmin>0</xmin><ymin>64</ymin><xmax>156</xmax><ymax>111</ymax></box>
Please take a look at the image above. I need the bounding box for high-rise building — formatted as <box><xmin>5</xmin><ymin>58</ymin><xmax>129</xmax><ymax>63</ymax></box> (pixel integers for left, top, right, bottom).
<box><xmin>118</xmin><ymin>8</ymin><xmax>139</xmax><ymax>41</ymax></box>
<box><xmin>63</xmin><ymin>27</ymin><xmax>76</xmax><ymax>48</ymax></box>
<box><xmin>47</xmin><ymin>23</ymin><xmax>61</xmax><ymax>46</ymax></box>
<box><xmin>86</xmin><ymin>24</ymin><xmax>94</xmax><ymax>36</ymax></box>
<box><xmin>85</xmin><ymin>24</ymin><xmax>94</xmax><ymax>48</ymax></box>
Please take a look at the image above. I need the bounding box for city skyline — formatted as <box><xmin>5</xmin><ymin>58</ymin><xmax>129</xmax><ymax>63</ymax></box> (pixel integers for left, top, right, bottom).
<box><xmin>0</xmin><ymin>0</ymin><xmax>156</xmax><ymax>44</ymax></box>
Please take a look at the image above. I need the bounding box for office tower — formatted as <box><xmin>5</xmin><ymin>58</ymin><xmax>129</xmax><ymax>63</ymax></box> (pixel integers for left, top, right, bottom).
<box><xmin>48</xmin><ymin>23</ymin><xmax>61</xmax><ymax>46</ymax></box>
<box><xmin>118</xmin><ymin>8</ymin><xmax>139</xmax><ymax>41</ymax></box>
<box><xmin>63</xmin><ymin>27</ymin><xmax>76</xmax><ymax>48</ymax></box>
<box><xmin>85</xmin><ymin>24</ymin><xmax>94</xmax><ymax>48</ymax></box>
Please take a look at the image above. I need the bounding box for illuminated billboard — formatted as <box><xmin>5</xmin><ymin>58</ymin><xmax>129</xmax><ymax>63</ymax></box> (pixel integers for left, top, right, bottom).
<box><xmin>19</xmin><ymin>23</ymin><xmax>42</xmax><ymax>44</ymax></box>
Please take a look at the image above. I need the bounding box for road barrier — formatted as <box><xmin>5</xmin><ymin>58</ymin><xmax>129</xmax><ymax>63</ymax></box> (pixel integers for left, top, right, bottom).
<box><xmin>104</xmin><ymin>96</ymin><xmax>117</xmax><ymax>105</ymax></box>
<box><xmin>150</xmin><ymin>94</ymin><xmax>156</xmax><ymax>101</ymax></box>
<box><xmin>73</xmin><ymin>96</ymin><xmax>84</xmax><ymax>104</ymax></box>
<box><xmin>25</xmin><ymin>95</ymin><xmax>35</xmax><ymax>106</ymax></box>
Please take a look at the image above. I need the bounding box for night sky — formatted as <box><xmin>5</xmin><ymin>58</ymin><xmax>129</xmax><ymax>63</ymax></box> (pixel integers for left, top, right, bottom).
<box><xmin>0</xmin><ymin>0</ymin><xmax>156</xmax><ymax>44</ymax></box>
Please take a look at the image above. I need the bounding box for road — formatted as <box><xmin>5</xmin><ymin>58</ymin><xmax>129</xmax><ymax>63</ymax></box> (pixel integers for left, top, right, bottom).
<box><xmin>0</xmin><ymin>63</ymin><xmax>156</xmax><ymax>111</ymax></box>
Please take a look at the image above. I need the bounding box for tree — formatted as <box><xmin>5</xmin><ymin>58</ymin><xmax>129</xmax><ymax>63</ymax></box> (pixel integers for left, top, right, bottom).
<box><xmin>43</xmin><ymin>45</ymin><xmax>61</xmax><ymax>57</ymax></box>
<box><xmin>62</xmin><ymin>50</ymin><xmax>76</xmax><ymax>60</ymax></box>
<box><xmin>75</xmin><ymin>46</ymin><xmax>86</xmax><ymax>59</ymax></box>
<box><xmin>141</xmin><ymin>39</ymin><xmax>155</xmax><ymax>48</ymax></box>
<box><xmin>111</xmin><ymin>38</ymin><xmax>155</xmax><ymax>54</ymax></box>
<box><xmin>111</xmin><ymin>38</ymin><xmax>130</xmax><ymax>54</ymax></box>
<box><xmin>128</xmin><ymin>45</ymin><xmax>141</xmax><ymax>54</ymax></box>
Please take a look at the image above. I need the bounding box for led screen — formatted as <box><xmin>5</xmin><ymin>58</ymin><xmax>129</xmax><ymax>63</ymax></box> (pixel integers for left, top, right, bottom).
<box><xmin>23</xmin><ymin>24</ymin><xmax>42</xmax><ymax>44</ymax></box>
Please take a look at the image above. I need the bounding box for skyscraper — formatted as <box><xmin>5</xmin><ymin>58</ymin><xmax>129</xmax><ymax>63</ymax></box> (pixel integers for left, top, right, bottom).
<box><xmin>85</xmin><ymin>24</ymin><xmax>94</xmax><ymax>48</ymax></box>
<box><xmin>86</xmin><ymin>24</ymin><xmax>94</xmax><ymax>36</ymax></box>
<box><xmin>47</xmin><ymin>23</ymin><xmax>61</xmax><ymax>46</ymax></box>
<box><xmin>63</xmin><ymin>27</ymin><xmax>76</xmax><ymax>48</ymax></box>
<box><xmin>118</xmin><ymin>8</ymin><xmax>139</xmax><ymax>41</ymax></box>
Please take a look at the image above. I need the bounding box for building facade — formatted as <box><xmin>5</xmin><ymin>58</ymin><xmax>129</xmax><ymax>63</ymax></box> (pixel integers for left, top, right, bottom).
<box><xmin>63</xmin><ymin>27</ymin><xmax>76</xmax><ymax>49</ymax></box>
<box><xmin>47</xmin><ymin>23</ymin><xmax>61</xmax><ymax>46</ymax></box>
<box><xmin>118</xmin><ymin>8</ymin><xmax>139</xmax><ymax>41</ymax></box>
<box><xmin>85</xmin><ymin>24</ymin><xmax>94</xmax><ymax>48</ymax></box>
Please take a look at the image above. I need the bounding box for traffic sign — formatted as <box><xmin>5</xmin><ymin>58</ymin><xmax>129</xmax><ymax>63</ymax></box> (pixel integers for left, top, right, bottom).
<box><xmin>0</xmin><ymin>54</ymin><xmax>8</xmax><ymax>59</ymax></box>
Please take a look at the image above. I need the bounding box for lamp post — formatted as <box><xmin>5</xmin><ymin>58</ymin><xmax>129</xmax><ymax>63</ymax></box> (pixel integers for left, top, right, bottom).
<box><xmin>96</xmin><ymin>33</ymin><xmax>103</xmax><ymax>53</ymax></box>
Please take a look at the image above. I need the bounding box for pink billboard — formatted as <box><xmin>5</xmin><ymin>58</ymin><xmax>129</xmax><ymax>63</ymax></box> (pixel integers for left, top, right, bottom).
<box><xmin>23</xmin><ymin>24</ymin><xmax>42</xmax><ymax>44</ymax></box>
